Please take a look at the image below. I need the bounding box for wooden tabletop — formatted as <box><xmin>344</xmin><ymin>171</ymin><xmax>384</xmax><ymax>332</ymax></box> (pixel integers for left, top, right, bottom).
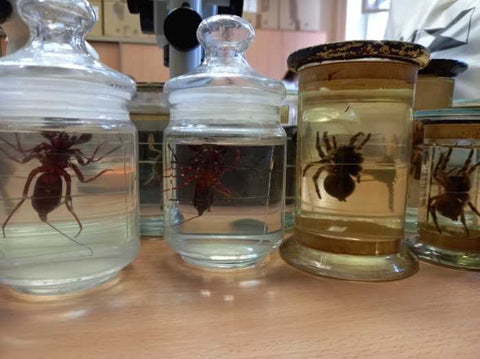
<box><xmin>1</xmin><ymin>239</ymin><xmax>480</xmax><ymax>359</ymax></box>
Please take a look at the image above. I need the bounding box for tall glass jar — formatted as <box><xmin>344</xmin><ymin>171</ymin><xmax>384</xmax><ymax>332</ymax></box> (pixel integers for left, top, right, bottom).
<box><xmin>0</xmin><ymin>0</ymin><xmax>139</xmax><ymax>294</ymax></box>
<box><xmin>130</xmin><ymin>83</ymin><xmax>169</xmax><ymax>237</ymax></box>
<box><xmin>407</xmin><ymin>108</ymin><xmax>480</xmax><ymax>270</ymax></box>
<box><xmin>405</xmin><ymin>59</ymin><xmax>468</xmax><ymax>234</ymax></box>
<box><xmin>280</xmin><ymin>41</ymin><xmax>430</xmax><ymax>281</ymax></box>
<box><xmin>164</xmin><ymin>15</ymin><xmax>286</xmax><ymax>269</ymax></box>
<box><xmin>282</xmin><ymin>90</ymin><xmax>298</xmax><ymax>231</ymax></box>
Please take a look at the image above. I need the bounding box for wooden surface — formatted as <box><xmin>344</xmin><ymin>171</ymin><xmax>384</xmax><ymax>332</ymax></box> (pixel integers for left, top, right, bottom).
<box><xmin>1</xmin><ymin>240</ymin><xmax>480</xmax><ymax>359</ymax></box>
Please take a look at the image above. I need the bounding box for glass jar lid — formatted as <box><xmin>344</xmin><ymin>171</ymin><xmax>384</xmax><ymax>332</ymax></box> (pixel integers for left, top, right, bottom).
<box><xmin>165</xmin><ymin>15</ymin><xmax>286</xmax><ymax>106</ymax></box>
<box><xmin>0</xmin><ymin>0</ymin><xmax>135</xmax><ymax>117</ymax></box>
<box><xmin>416</xmin><ymin>108</ymin><xmax>480</xmax><ymax>139</ymax></box>
<box><xmin>287</xmin><ymin>40</ymin><xmax>430</xmax><ymax>72</ymax></box>
<box><xmin>419</xmin><ymin>58</ymin><xmax>468</xmax><ymax>77</ymax></box>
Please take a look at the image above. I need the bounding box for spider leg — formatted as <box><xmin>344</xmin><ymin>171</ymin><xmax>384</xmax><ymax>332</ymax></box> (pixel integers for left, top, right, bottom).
<box><xmin>213</xmin><ymin>181</ymin><xmax>231</xmax><ymax>197</ymax></box>
<box><xmin>349</xmin><ymin>132</ymin><xmax>364</xmax><ymax>146</ymax></box>
<box><xmin>2</xmin><ymin>167</ymin><xmax>44</xmax><ymax>237</ymax></box>
<box><xmin>356</xmin><ymin>133</ymin><xmax>371</xmax><ymax>150</ymax></box>
<box><xmin>70</xmin><ymin>163</ymin><xmax>111</xmax><ymax>183</ymax></box>
<box><xmin>0</xmin><ymin>146</ymin><xmax>41</xmax><ymax>164</ymax></box>
<box><xmin>468</xmin><ymin>161</ymin><xmax>480</xmax><ymax>174</ymax></box>
<box><xmin>441</xmin><ymin>148</ymin><xmax>453</xmax><ymax>172</ymax></box>
<box><xmin>315</xmin><ymin>132</ymin><xmax>326</xmax><ymax>159</ymax></box>
<box><xmin>427</xmin><ymin>196</ymin><xmax>442</xmax><ymax>234</ymax></box>
<box><xmin>303</xmin><ymin>160</ymin><xmax>328</xmax><ymax>177</ymax></box>
<box><xmin>323</xmin><ymin>132</ymin><xmax>332</xmax><ymax>152</ymax></box>
<box><xmin>170</xmin><ymin>175</ymin><xmax>196</xmax><ymax>191</ymax></box>
<box><xmin>460</xmin><ymin>210</ymin><xmax>470</xmax><ymax>237</ymax></box>
<box><xmin>89</xmin><ymin>143</ymin><xmax>122</xmax><ymax>164</ymax></box>
<box><xmin>433</xmin><ymin>151</ymin><xmax>447</xmax><ymax>183</ymax></box>
<box><xmin>168</xmin><ymin>144</ymin><xmax>179</xmax><ymax>163</ymax></box>
<box><xmin>60</xmin><ymin>170</ymin><xmax>83</xmax><ymax>238</ymax></box>
<box><xmin>468</xmin><ymin>201</ymin><xmax>480</xmax><ymax>217</ymax></box>
<box><xmin>459</xmin><ymin>149</ymin><xmax>474</xmax><ymax>173</ymax></box>
<box><xmin>312</xmin><ymin>165</ymin><xmax>327</xmax><ymax>200</ymax></box>
<box><xmin>147</xmin><ymin>134</ymin><xmax>162</xmax><ymax>156</ymax></box>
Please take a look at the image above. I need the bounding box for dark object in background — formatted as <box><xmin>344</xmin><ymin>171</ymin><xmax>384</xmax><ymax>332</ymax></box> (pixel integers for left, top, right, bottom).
<box><xmin>0</xmin><ymin>0</ymin><xmax>13</xmax><ymax>24</ymax></box>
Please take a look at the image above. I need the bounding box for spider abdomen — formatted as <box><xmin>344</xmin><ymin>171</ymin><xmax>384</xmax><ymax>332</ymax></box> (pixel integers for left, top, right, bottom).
<box><xmin>324</xmin><ymin>173</ymin><xmax>355</xmax><ymax>202</ymax></box>
<box><xmin>444</xmin><ymin>176</ymin><xmax>471</xmax><ymax>193</ymax></box>
<box><xmin>435</xmin><ymin>194</ymin><xmax>467</xmax><ymax>221</ymax></box>
<box><xmin>32</xmin><ymin>173</ymin><xmax>63</xmax><ymax>221</ymax></box>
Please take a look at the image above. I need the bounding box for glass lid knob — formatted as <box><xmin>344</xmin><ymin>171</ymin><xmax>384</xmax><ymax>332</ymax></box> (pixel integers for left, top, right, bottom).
<box><xmin>197</xmin><ymin>15</ymin><xmax>254</xmax><ymax>63</ymax></box>
<box><xmin>18</xmin><ymin>0</ymin><xmax>95</xmax><ymax>43</ymax></box>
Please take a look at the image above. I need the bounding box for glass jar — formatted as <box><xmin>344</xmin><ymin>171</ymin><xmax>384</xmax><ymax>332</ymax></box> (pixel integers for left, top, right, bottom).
<box><xmin>130</xmin><ymin>83</ymin><xmax>169</xmax><ymax>237</ymax></box>
<box><xmin>280</xmin><ymin>41</ymin><xmax>430</xmax><ymax>281</ymax></box>
<box><xmin>164</xmin><ymin>15</ymin><xmax>286</xmax><ymax>269</ymax></box>
<box><xmin>406</xmin><ymin>59</ymin><xmax>468</xmax><ymax>234</ymax></box>
<box><xmin>0</xmin><ymin>0</ymin><xmax>139</xmax><ymax>294</ymax></box>
<box><xmin>407</xmin><ymin>108</ymin><xmax>480</xmax><ymax>270</ymax></box>
<box><xmin>282</xmin><ymin>90</ymin><xmax>298</xmax><ymax>231</ymax></box>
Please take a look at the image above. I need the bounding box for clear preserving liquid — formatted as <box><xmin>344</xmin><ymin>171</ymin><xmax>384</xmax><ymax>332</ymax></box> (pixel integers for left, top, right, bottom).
<box><xmin>132</xmin><ymin>113</ymin><xmax>169</xmax><ymax>237</ymax></box>
<box><xmin>164</xmin><ymin>140</ymin><xmax>285</xmax><ymax>268</ymax></box>
<box><xmin>0</xmin><ymin>124</ymin><xmax>138</xmax><ymax>293</ymax></box>
<box><xmin>297</xmin><ymin>89</ymin><xmax>411</xmax><ymax>249</ymax></box>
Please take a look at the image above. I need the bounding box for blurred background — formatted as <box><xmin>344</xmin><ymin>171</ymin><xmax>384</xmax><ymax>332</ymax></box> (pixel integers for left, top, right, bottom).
<box><xmin>0</xmin><ymin>0</ymin><xmax>477</xmax><ymax>99</ymax></box>
<box><xmin>0</xmin><ymin>0</ymin><xmax>392</xmax><ymax>81</ymax></box>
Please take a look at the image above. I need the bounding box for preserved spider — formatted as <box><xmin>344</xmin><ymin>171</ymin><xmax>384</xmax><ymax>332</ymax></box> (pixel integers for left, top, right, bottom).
<box><xmin>167</xmin><ymin>144</ymin><xmax>240</xmax><ymax>222</ymax></box>
<box><xmin>0</xmin><ymin>132</ymin><xmax>119</xmax><ymax>251</ymax></box>
<box><xmin>143</xmin><ymin>133</ymin><xmax>162</xmax><ymax>185</ymax></box>
<box><xmin>428</xmin><ymin>147</ymin><xmax>480</xmax><ymax>236</ymax></box>
<box><xmin>303</xmin><ymin>131</ymin><xmax>371</xmax><ymax>201</ymax></box>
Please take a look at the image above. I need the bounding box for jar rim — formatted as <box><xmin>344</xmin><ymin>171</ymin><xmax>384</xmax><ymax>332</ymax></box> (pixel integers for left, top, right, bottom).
<box><xmin>287</xmin><ymin>40</ymin><xmax>430</xmax><ymax>72</ymax></box>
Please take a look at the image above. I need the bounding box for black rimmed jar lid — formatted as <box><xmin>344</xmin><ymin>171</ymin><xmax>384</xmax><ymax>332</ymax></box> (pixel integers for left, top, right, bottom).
<box><xmin>419</xmin><ymin>59</ymin><xmax>468</xmax><ymax>77</ymax></box>
<box><xmin>287</xmin><ymin>40</ymin><xmax>430</xmax><ymax>72</ymax></box>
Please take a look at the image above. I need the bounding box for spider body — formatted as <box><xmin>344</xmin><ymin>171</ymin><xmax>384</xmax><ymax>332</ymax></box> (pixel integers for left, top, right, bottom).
<box><xmin>168</xmin><ymin>144</ymin><xmax>240</xmax><ymax>218</ymax></box>
<box><xmin>0</xmin><ymin>132</ymin><xmax>118</xmax><ymax>243</ymax></box>
<box><xmin>143</xmin><ymin>133</ymin><xmax>163</xmax><ymax>186</ymax></box>
<box><xmin>303</xmin><ymin>131</ymin><xmax>371</xmax><ymax>202</ymax></box>
<box><xmin>428</xmin><ymin>148</ymin><xmax>480</xmax><ymax>236</ymax></box>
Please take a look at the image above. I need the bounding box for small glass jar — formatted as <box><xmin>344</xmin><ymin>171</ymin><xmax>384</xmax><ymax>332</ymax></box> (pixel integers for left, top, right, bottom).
<box><xmin>130</xmin><ymin>83</ymin><xmax>169</xmax><ymax>237</ymax></box>
<box><xmin>164</xmin><ymin>15</ymin><xmax>286</xmax><ymax>269</ymax></box>
<box><xmin>282</xmin><ymin>90</ymin><xmax>298</xmax><ymax>231</ymax></box>
<box><xmin>280</xmin><ymin>41</ymin><xmax>430</xmax><ymax>281</ymax></box>
<box><xmin>407</xmin><ymin>108</ymin><xmax>480</xmax><ymax>270</ymax></box>
<box><xmin>0</xmin><ymin>0</ymin><xmax>139</xmax><ymax>294</ymax></box>
<box><xmin>406</xmin><ymin>60</ymin><xmax>469</xmax><ymax>234</ymax></box>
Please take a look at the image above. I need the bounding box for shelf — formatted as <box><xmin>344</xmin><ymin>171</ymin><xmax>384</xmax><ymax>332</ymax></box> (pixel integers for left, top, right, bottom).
<box><xmin>1</xmin><ymin>239</ymin><xmax>480</xmax><ymax>358</ymax></box>
<box><xmin>86</xmin><ymin>36</ymin><xmax>157</xmax><ymax>45</ymax></box>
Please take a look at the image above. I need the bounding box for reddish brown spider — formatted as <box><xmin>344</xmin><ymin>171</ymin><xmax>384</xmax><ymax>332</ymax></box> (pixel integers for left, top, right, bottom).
<box><xmin>167</xmin><ymin>144</ymin><xmax>240</xmax><ymax>223</ymax></box>
<box><xmin>0</xmin><ymin>132</ymin><xmax>119</xmax><ymax>248</ymax></box>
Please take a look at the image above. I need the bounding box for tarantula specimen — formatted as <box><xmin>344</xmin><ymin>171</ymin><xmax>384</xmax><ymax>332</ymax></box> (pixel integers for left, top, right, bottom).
<box><xmin>428</xmin><ymin>147</ymin><xmax>480</xmax><ymax>236</ymax></box>
<box><xmin>303</xmin><ymin>131</ymin><xmax>371</xmax><ymax>202</ymax></box>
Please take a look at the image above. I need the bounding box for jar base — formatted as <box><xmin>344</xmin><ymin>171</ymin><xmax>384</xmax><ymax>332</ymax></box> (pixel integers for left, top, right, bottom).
<box><xmin>180</xmin><ymin>254</ymin><xmax>265</xmax><ymax>269</ymax></box>
<box><xmin>406</xmin><ymin>236</ymin><xmax>480</xmax><ymax>271</ymax></box>
<box><xmin>280</xmin><ymin>236</ymin><xmax>418</xmax><ymax>281</ymax></box>
<box><xmin>140</xmin><ymin>217</ymin><xmax>164</xmax><ymax>238</ymax></box>
<box><xmin>3</xmin><ymin>268</ymin><xmax>122</xmax><ymax>296</ymax></box>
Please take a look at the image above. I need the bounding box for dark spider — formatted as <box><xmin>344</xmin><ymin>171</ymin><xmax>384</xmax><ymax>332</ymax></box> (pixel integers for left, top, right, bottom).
<box><xmin>0</xmin><ymin>132</ymin><xmax>119</xmax><ymax>251</ymax></box>
<box><xmin>303</xmin><ymin>131</ymin><xmax>371</xmax><ymax>202</ymax></box>
<box><xmin>167</xmin><ymin>144</ymin><xmax>240</xmax><ymax>222</ymax></box>
<box><xmin>428</xmin><ymin>147</ymin><xmax>480</xmax><ymax>237</ymax></box>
